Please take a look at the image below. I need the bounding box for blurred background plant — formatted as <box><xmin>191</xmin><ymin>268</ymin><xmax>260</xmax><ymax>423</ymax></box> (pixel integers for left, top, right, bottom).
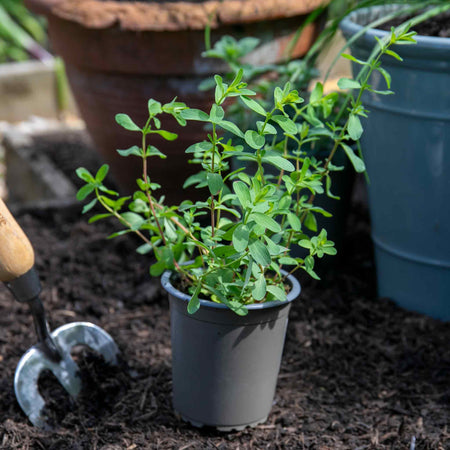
<box><xmin>0</xmin><ymin>0</ymin><xmax>52</xmax><ymax>63</ymax></box>
<box><xmin>201</xmin><ymin>0</ymin><xmax>448</xmax><ymax>124</ymax></box>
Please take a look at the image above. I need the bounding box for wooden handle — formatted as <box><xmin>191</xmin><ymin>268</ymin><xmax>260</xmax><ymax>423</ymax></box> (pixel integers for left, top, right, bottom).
<box><xmin>0</xmin><ymin>199</ymin><xmax>35</xmax><ymax>282</ymax></box>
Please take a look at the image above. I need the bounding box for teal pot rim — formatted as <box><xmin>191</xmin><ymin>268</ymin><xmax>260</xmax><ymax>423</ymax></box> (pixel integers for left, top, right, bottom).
<box><xmin>161</xmin><ymin>269</ymin><xmax>301</xmax><ymax>311</ymax></box>
<box><xmin>340</xmin><ymin>5</ymin><xmax>450</xmax><ymax>61</ymax></box>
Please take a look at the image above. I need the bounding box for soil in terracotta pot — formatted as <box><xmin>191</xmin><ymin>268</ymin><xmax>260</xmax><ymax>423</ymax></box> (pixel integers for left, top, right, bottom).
<box><xmin>0</xmin><ymin>176</ymin><xmax>449</xmax><ymax>448</ymax></box>
<box><xmin>379</xmin><ymin>11</ymin><xmax>450</xmax><ymax>38</ymax></box>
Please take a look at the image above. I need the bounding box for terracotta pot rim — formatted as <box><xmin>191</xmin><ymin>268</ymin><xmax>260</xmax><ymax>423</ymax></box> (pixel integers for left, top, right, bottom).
<box><xmin>31</xmin><ymin>0</ymin><xmax>327</xmax><ymax>31</ymax></box>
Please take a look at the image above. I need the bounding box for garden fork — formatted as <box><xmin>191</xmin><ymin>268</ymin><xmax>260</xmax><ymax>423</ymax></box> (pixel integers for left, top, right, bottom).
<box><xmin>0</xmin><ymin>198</ymin><xmax>119</xmax><ymax>429</ymax></box>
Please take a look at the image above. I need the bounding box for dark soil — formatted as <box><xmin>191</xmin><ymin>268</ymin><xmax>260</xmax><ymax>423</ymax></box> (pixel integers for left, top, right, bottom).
<box><xmin>379</xmin><ymin>11</ymin><xmax>450</xmax><ymax>38</ymax></box>
<box><xmin>0</xmin><ymin>187</ymin><xmax>449</xmax><ymax>449</ymax></box>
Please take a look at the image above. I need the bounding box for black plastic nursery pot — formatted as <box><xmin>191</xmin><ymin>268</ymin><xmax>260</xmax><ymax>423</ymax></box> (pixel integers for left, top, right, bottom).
<box><xmin>340</xmin><ymin>5</ymin><xmax>450</xmax><ymax>321</ymax></box>
<box><xmin>161</xmin><ymin>270</ymin><xmax>301</xmax><ymax>431</ymax></box>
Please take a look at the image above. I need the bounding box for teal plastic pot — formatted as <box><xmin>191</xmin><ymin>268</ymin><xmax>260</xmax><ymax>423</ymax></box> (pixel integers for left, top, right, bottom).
<box><xmin>340</xmin><ymin>6</ymin><xmax>450</xmax><ymax>320</ymax></box>
<box><xmin>161</xmin><ymin>270</ymin><xmax>301</xmax><ymax>431</ymax></box>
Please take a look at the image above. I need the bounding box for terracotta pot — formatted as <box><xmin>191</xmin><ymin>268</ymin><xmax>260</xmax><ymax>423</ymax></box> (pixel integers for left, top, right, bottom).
<box><xmin>26</xmin><ymin>0</ymin><xmax>326</xmax><ymax>202</ymax></box>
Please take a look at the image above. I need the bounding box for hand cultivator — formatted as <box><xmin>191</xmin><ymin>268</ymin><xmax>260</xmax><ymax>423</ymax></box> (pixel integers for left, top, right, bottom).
<box><xmin>0</xmin><ymin>199</ymin><xmax>119</xmax><ymax>429</ymax></box>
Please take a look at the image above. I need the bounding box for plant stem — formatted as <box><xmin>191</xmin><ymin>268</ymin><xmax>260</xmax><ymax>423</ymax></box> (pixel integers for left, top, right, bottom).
<box><xmin>95</xmin><ymin>189</ymin><xmax>151</xmax><ymax>245</ymax></box>
<box><xmin>210</xmin><ymin>123</ymin><xmax>217</xmax><ymax>239</ymax></box>
<box><xmin>141</xmin><ymin>132</ymin><xmax>167</xmax><ymax>247</ymax></box>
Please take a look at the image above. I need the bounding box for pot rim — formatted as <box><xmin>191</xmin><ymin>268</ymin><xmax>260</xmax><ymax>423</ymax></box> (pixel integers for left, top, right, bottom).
<box><xmin>161</xmin><ymin>268</ymin><xmax>301</xmax><ymax>311</ymax></box>
<box><xmin>340</xmin><ymin>5</ymin><xmax>450</xmax><ymax>51</ymax></box>
<box><xmin>27</xmin><ymin>0</ymin><xmax>327</xmax><ymax>32</ymax></box>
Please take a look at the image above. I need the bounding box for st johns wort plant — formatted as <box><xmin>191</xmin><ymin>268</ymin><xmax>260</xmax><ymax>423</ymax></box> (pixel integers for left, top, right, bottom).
<box><xmin>77</xmin><ymin>26</ymin><xmax>416</xmax><ymax>316</ymax></box>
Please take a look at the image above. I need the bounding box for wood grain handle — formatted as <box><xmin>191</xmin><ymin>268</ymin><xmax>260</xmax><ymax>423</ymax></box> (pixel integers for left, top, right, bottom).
<box><xmin>0</xmin><ymin>199</ymin><xmax>35</xmax><ymax>282</ymax></box>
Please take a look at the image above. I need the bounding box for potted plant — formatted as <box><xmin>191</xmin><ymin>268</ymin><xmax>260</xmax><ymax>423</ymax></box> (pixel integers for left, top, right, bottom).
<box><xmin>24</xmin><ymin>0</ymin><xmax>329</xmax><ymax>202</ymax></box>
<box><xmin>76</xmin><ymin>26</ymin><xmax>416</xmax><ymax>430</ymax></box>
<box><xmin>340</xmin><ymin>2</ymin><xmax>450</xmax><ymax>320</ymax></box>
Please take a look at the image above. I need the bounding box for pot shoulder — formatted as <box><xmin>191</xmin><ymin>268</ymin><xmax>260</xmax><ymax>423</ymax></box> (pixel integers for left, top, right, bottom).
<box><xmin>29</xmin><ymin>0</ymin><xmax>327</xmax><ymax>31</ymax></box>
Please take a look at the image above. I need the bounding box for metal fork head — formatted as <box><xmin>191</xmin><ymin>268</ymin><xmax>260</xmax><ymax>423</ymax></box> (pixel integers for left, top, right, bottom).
<box><xmin>14</xmin><ymin>322</ymin><xmax>119</xmax><ymax>429</ymax></box>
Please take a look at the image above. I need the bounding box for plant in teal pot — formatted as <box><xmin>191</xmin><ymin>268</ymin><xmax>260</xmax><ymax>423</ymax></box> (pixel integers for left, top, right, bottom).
<box><xmin>340</xmin><ymin>2</ymin><xmax>450</xmax><ymax>320</ymax></box>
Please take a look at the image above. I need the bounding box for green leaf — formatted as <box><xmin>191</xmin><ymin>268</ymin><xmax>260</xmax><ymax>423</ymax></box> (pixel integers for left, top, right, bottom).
<box><xmin>271</xmin><ymin>115</ymin><xmax>297</xmax><ymax>134</ymax></box>
<box><xmin>326</xmin><ymin>175</ymin><xmax>340</xmax><ymax>200</ymax></box>
<box><xmin>262</xmin><ymin>154</ymin><xmax>295</xmax><ymax>172</ymax></box>
<box><xmin>214</xmin><ymin>75</ymin><xmax>225</xmax><ymax>104</ymax></box>
<box><xmin>377</xmin><ymin>66</ymin><xmax>391</xmax><ymax>89</ymax></box>
<box><xmin>186</xmin><ymin>141</ymin><xmax>212</xmax><ymax>154</ymax></box>
<box><xmin>310</xmin><ymin>82</ymin><xmax>323</xmax><ymax>103</ymax></box>
<box><xmin>323</xmin><ymin>246</ymin><xmax>337</xmax><ymax>256</ymax></box>
<box><xmin>240</xmin><ymin>96</ymin><xmax>267</xmax><ymax>116</ymax></box>
<box><xmin>121</xmin><ymin>212</ymin><xmax>145</xmax><ymax>230</ymax></box>
<box><xmin>304</xmin><ymin>255</ymin><xmax>320</xmax><ymax>280</ymax></box>
<box><xmin>213</xmin><ymin>245</ymin><xmax>237</xmax><ymax>258</ymax></box>
<box><xmin>117</xmin><ymin>145</ymin><xmax>142</xmax><ymax>157</ymax></box>
<box><xmin>77</xmin><ymin>184</ymin><xmax>94</xmax><ymax>201</ymax></box>
<box><xmin>232</xmin><ymin>224</ymin><xmax>249</xmax><ymax>252</ymax></box>
<box><xmin>287</xmin><ymin>212</ymin><xmax>301</xmax><ymax>231</ymax></box>
<box><xmin>244</xmin><ymin>130</ymin><xmax>265</xmax><ymax>149</ymax></box>
<box><xmin>337</xmin><ymin>78</ymin><xmax>361</xmax><ymax>90</ymax></box>
<box><xmin>233</xmin><ymin>181</ymin><xmax>252</xmax><ymax>209</ymax></box>
<box><xmin>82</xmin><ymin>198</ymin><xmax>97</xmax><ymax>213</ymax></box>
<box><xmin>136</xmin><ymin>243</ymin><xmax>153</xmax><ymax>255</ymax></box>
<box><xmin>88</xmin><ymin>213</ymin><xmax>111</xmax><ymax>223</ymax></box>
<box><xmin>149</xmin><ymin>260</ymin><xmax>165</xmax><ymax>277</ymax></box>
<box><xmin>207</xmin><ymin>172</ymin><xmax>223</xmax><ymax>195</ymax></box>
<box><xmin>348</xmin><ymin>114</ymin><xmax>363</xmax><ymax>141</ymax></box>
<box><xmin>304</xmin><ymin>212</ymin><xmax>317</xmax><ymax>232</ymax></box>
<box><xmin>153</xmin><ymin>117</ymin><xmax>161</xmax><ymax>129</ymax></box>
<box><xmin>252</xmin><ymin>275</ymin><xmax>266</xmax><ymax>301</ymax></box>
<box><xmin>341</xmin><ymin>143</ymin><xmax>366</xmax><ymax>173</ymax></box>
<box><xmin>148</xmin><ymin>99</ymin><xmax>162</xmax><ymax>116</ymax></box>
<box><xmin>241</xmin><ymin>257</ymin><xmax>253</xmax><ymax>294</ymax></box>
<box><xmin>341</xmin><ymin>53</ymin><xmax>367</xmax><ymax>66</ymax></box>
<box><xmin>76</xmin><ymin>167</ymin><xmax>95</xmax><ymax>183</ymax></box>
<box><xmin>266</xmin><ymin>285</ymin><xmax>287</xmax><ymax>302</ymax></box>
<box><xmin>187</xmin><ymin>282</ymin><xmax>202</xmax><ymax>314</ymax></box>
<box><xmin>180</xmin><ymin>108</ymin><xmax>210</xmax><ymax>122</ymax></box>
<box><xmin>160</xmin><ymin>247</ymin><xmax>175</xmax><ymax>269</ymax></box>
<box><xmin>146</xmin><ymin>145</ymin><xmax>167</xmax><ymax>158</ymax></box>
<box><xmin>249</xmin><ymin>240</ymin><xmax>271</xmax><ymax>266</ymax></box>
<box><xmin>218</xmin><ymin>120</ymin><xmax>245</xmax><ymax>138</ymax></box>
<box><xmin>274</xmin><ymin>86</ymin><xmax>283</xmax><ymax>106</ymax></box>
<box><xmin>153</xmin><ymin>130</ymin><xmax>178</xmax><ymax>141</ymax></box>
<box><xmin>263</xmin><ymin>236</ymin><xmax>280</xmax><ymax>255</ymax></box>
<box><xmin>209</xmin><ymin>104</ymin><xmax>225</xmax><ymax>123</ymax></box>
<box><xmin>257</xmin><ymin>121</ymin><xmax>277</xmax><ymax>135</ymax></box>
<box><xmin>299</xmin><ymin>239</ymin><xmax>312</xmax><ymax>249</ymax></box>
<box><xmin>164</xmin><ymin>218</ymin><xmax>178</xmax><ymax>241</ymax></box>
<box><xmin>249</xmin><ymin>213</ymin><xmax>281</xmax><ymax>233</ymax></box>
<box><xmin>183</xmin><ymin>172</ymin><xmax>207</xmax><ymax>189</ymax></box>
<box><xmin>95</xmin><ymin>164</ymin><xmax>109</xmax><ymax>182</ymax></box>
<box><xmin>385</xmin><ymin>49</ymin><xmax>403</xmax><ymax>61</ymax></box>
<box><xmin>279</xmin><ymin>256</ymin><xmax>298</xmax><ymax>265</ymax></box>
<box><xmin>227</xmin><ymin>300</ymin><xmax>248</xmax><ymax>316</ymax></box>
<box><xmin>115</xmin><ymin>113</ymin><xmax>141</xmax><ymax>131</ymax></box>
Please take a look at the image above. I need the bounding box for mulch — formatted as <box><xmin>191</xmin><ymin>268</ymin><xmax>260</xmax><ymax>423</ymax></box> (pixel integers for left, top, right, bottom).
<box><xmin>0</xmin><ymin>187</ymin><xmax>449</xmax><ymax>449</ymax></box>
